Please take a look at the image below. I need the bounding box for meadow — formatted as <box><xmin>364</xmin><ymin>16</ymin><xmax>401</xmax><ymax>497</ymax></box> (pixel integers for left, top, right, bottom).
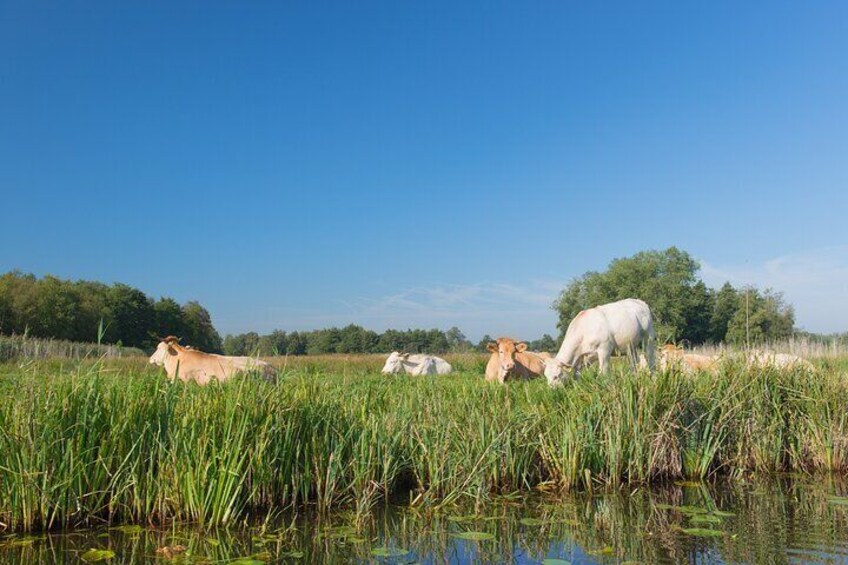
<box><xmin>1</xmin><ymin>353</ymin><xmax>847</xmax><ymax>533</ymax></box>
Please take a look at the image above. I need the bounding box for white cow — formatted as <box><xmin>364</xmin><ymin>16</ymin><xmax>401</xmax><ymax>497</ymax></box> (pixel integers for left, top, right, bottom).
<box><xmin>381</xmin><ymin>352</ymin><xmax>452</xmax><ymax>375</ymax></box>
<box><xmin>747</xmin><ymin>351</ymin><xmax>815</xmax><ymax>371</ymax></box>
<box><xmin>543</xmin><ymin>298</ymin><xmax>655</xmax><ymax>384</ymax></box>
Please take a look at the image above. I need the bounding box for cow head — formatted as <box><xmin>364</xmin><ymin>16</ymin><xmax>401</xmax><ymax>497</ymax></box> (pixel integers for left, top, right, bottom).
<box><xmin>149</xmin><ymin>336</ymin><xmax>180</xmax><ymax>366</ymax></box>
<box><xmin>487</xmin><ymin>337</ymin><xmax>527</xmax><ymax>381</ymax></box>
<box><xmin>381</xmin><ymin>351</ymin><xmax>408</xmax><ymax>374</ymax></box>
<box><xmin>542</xmin><ymin>357</ymin><xmax>570</xmax><ymax>386</ymax></box>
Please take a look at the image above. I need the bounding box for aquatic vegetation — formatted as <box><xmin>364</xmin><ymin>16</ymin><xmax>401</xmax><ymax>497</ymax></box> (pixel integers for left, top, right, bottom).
<box><xmin>0</xmin><ymin>357</ymin><xmax>846</xmax><ymax>533</ymax></box>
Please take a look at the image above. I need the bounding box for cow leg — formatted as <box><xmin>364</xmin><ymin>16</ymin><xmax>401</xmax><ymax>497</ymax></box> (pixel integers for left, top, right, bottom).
<box><xmin>644</xmin><ymin>332</ymin><xmax>656</xmax><ymax>372</ymax></box>
<box><xmin>597</xmin><ymin>347</ymin><xmax>612</xmax><ymax>374</ymax></box>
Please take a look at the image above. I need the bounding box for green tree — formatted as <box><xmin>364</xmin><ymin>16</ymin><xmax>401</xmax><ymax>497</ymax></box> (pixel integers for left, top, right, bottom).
<box><xmin>710</xmin><ymin>282</ymin><xmax>740</xmax><ymax>343</ymax></box>
<box><xmin>726</xmin><ymin>287</ymin><xmax>795</xmax><ymax>345</ymax></box>
<box><xmin>553</xmin><ymin>247</ymin><xmax>715</xmax><ymax>343</ymax></box>
<box><xmin>446</xmin><ymin>326</ymin><xmax>472</xmax><ymax>352</ymax></box>
<box><xmin>153</xmin><ymin>297</ymin><xmax>185</xmax><ymax>338</ymax></box>
<box><xmin>182</xmin><ymin>301</ymin><xmax>223</xmax><ymax>353</ymax></box>
<box><xmin>529</xmin><ymin>334</ymin><xmax>558</xmax><ymax>352</ymax></box>
<box><xmin>259</xmin><ymin>330</ymin><xmax>288</xmax><ymax>355</ymax></box>
<box><xmin>72</xmin><ymin>281</ymin><xmax>110</xmax><ymax>342</ymax></box>
<box><xmin>476</xmin><ymin>334</ymin><xmax>494</xmax><ymax>352</ymax></box>
<box><xmin>223</xmin><ymin>334</ymin><xmax>247</xmax><ymax>355</ymax></box>
<box><xmin>285</xmin><ymin>331</ymin><xmax>307</xmax><ymax>355</ymax></box>
<box><xmin>106</xmin><ymin>284</ymin><xmax>155</xmax><ymax>348</ymax></box>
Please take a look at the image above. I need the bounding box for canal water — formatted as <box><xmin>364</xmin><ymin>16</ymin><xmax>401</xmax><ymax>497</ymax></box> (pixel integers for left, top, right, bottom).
<box><xmin>3</xmin><ymin>476</ymin><xmax>848</xmax><ymax>563</ymax></box>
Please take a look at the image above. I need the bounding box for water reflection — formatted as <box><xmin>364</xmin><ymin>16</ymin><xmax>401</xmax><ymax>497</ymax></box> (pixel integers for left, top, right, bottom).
<box><xmin>3</xmin><ymin>476</ymin><xmax>848</xmax><ymax>563</ymax></box>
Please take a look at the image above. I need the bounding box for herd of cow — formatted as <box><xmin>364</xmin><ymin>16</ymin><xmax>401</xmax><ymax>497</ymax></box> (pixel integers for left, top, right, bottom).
<box><xmin>148</xmin><ymin>298</ymin><xmax>815</xmax><ymax>386</ymax></box>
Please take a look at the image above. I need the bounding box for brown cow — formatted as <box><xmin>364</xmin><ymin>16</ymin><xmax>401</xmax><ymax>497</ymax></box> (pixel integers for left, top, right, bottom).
<box><xmin>485</xmin><ymin>337</ymin><xmax>548</xmax><ymax>383</ymax></box>
<box><xmin>657</xmin><ymin>344</ymin><xmax>719</xmax><ymax>374</ymax></box>
<box><xmin>149</xmin><ymin>336</ymin><xmax>276</xmax><ymax>385</ymax></box>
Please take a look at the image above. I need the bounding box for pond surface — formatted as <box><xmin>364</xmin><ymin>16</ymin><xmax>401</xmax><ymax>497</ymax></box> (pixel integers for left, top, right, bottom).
<box><xmin>3</xmin><ymin>476</ymin><xmax>848</xmax><ymax>564</ymax></box>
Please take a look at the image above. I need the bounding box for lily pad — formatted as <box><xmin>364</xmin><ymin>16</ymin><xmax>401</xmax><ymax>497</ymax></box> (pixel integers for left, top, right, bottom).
<box><xmin>451</xmin><ymin>531</ymin><xmax>495</xmax><ymax>541</ymax></box>
<box><xmin>109</xmin><ymin>525</ymin><xmax>143</xmax><ymax>534</ymax></box>
<box><xmin>0</xmin><ymin>536</ymin><xmax>43</xmax><ymax>548</ymax></box>
<box><xmin>80</xmin><ymin>549</ymin><xmax>116</xmax><ymax>562</ymax></box>
<box><xmin>370</xmin><ymin>547</ymin><xmax>410</xmax><ymax>557</ymax></box>
<box><xmin>655</xmin><ymin>504</ymin><xmax>708</xmax><ymax>514</ymax></box>
<box><xmin>689</xmin><ymin>514</ymin><xmax>723</xmax><ymax>524</ymax></box>
<box><xmin>519</xmin><ymin>518</ymin><xmax>546</xmax><ymax>527</ymax></box>
<box><xmin>678</xmin><ymin>528</ymin><xmax>723</xmax><ymax>537</ymax></box>
<box><xmin>446</xmin><ymin>515</ymin><xmax>477</xmax><ymax>523</ymax></box>
<box><xmin>325</xmin><ymin>525</ymin><xmax>357</xmax><ymax>538</ymax></box>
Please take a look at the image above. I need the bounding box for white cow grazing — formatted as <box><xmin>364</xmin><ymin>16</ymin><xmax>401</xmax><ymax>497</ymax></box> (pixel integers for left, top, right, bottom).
<box><xmin>381</xmin><ymin>352</ymin><xmax>452</xmax><ymax>375</ymax></box>
<box><xmin>544</xmin><ymin>298</ymin><xmax>655</xmax><ymax>384</ymax></box>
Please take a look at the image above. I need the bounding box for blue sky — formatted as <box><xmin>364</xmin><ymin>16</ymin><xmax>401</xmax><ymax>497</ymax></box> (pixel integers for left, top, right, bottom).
<box><xmin>2</xmin><ymin>2</ymin><xmax>847</xmax><ymax>339</ymax></box>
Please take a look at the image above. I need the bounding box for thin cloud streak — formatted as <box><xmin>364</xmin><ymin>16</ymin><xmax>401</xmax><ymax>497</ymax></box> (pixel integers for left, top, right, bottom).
<box><xmin>220</xmin><ymin>246</ymin><xmax>848</xmax><ymax>338</ymax></box>
<box><xmin>700</xmin><ymin>245</ymin><xmax>848</xmax><ymax>334</ymax></box>
<box><xmin>222</xmin><ymin>280</ymin><xmax>568</xmax><ymax>340</ymax></box>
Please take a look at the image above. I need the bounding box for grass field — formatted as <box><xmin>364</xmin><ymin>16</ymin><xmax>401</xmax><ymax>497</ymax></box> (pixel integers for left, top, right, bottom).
<box><xmin>1</xmin><ymin>353</ymin><xmax>847</xmax><ymax>533</ymax></box>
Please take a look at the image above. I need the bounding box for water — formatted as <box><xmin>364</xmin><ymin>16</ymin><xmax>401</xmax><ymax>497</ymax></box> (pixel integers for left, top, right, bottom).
<box><xmin>3</xmin><ymin>476</ymin><xmax>848</xmax><ymax>563</ymax></box>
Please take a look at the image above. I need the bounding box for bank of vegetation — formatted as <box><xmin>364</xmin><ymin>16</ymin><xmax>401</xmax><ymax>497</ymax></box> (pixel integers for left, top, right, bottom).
<box><xmin>2</xmin><ymin>356</ymin><xmax>846</xmax><ymax>532</ymax></box>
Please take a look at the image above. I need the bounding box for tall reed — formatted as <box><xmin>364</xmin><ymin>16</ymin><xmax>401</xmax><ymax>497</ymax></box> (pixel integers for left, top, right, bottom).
<box><xmin>0</xmin><ymin>356</ymin><xmax>845</xmax><ymax>532</ymax></box>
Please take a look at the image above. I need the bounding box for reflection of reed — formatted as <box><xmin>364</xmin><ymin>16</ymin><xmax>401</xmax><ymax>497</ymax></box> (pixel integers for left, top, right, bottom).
<box><xmin>4</xmin><ymin>478</ymin><xmax>848</xmax><ymax>563</ymax></box>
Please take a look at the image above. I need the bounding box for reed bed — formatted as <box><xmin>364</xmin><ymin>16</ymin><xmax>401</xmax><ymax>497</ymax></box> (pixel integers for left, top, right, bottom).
<box><xmin>0</xmin><ymin>335</ymin><xmax>144</xmax><ymax>362</ymax></box>
<box><xmin>0</xmin><ymin>357</ymin><xmax>846</xmax><ymax>532</ymax></box>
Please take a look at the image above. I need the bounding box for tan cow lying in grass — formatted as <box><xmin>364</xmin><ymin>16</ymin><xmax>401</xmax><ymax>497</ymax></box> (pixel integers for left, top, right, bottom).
<box><xmin>149</xmin><ymin>336</ymin><xmax>277</xmax><ymax>385</ymax></box>
<box><xmin>485</xmin><ymin>337</ymin><xmax>549</xmax><ymax>383</ymax></box>
<box><xmin>657</xmin><ymin>344</ymin><xmax>719</xmax><ymax>374</ymax></box>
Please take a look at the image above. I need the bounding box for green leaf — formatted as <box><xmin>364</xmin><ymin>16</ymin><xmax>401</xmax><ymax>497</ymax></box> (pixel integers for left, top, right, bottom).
<box><xmin>229</xmin><ymin>560</ymin><xmax>264</xmax><ymax>565</ymax></box>
<box><xmin>654</xmin><ymin>504</ymin><xmax>708</xmax><ymax>514</ymax></box>
<box><xmin>451</xmin><ymin>531</ymin><xmax>495</xmax><ymax>541</ymax></box>
<box><xmin>828</xmin><ymin>496</ymin><xmax>848</xmax><ymax>505</ymax></box>
<box><xmin>677</xmin><ymin>528</ymin><xmax>723</xmax><ymax>537</ymax></box>
<box><xmin>80</xmin><ymin>549</ymin><xmax>116</xmax><ymax>562</ymax></box>
<box><xmin>587</xmin><ymin>546</ymin><xmax>614</xmax><ymax>555</ymax></box>
<box><xmin>446</xmin><ymin>515</ymin><xmax>477</xmax><ymax>523</ymax></box>
<box><xmin>689</xmin><ymin>514</ymin><xmax>722</xmax><ymax>524</ymax></box>
<box><xmin>673</xmin><ymin>480</ymin><xmax>704</xmax><ymax>487</ymax></box>
<box><xmin>542</xmin><ymin>560</ymin><xmax>572</xmax><ymax>565</ymax></box>
<box><xmin>711</xmin><ymin>510</ymin><xmax>735</xmax><ymax>517</ymax></box>
<box><xmin>109</xmin><ymin>525</ymin><xmax>143</xmax><ymax>534</ymax></box>
<box><xmin>519</xmin><ymin>518</ymin><xmax>545</xmax><ymax>526</ymax></box>
<box><xmin>370</xmin><ymin>547</ymin><xmax>410</xmax><ymax>557</ymax></box>
<box><xmin>280</xmin><ymin>550</ymin><xmax>304</xmax><ymax>559</ymax></box>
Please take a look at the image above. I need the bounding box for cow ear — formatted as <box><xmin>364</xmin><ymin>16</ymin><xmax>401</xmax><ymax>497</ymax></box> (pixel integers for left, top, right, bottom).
<box><xmin>516</xmin><ymin>342</ymin><xmax>527</xmax><ymax>352</ymax></box>
<box><xmin>400</xmin><ymin>353</ymin><xmax>409</xmax><ymax>359</ymax></box>
<box><xmin>486</xmin><ymin>342</ymin><xmax>498</xmax><ymax>353</ymax></box>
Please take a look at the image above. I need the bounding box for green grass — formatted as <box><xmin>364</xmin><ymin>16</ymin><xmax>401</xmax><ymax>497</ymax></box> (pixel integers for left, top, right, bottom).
<box><xmin>0</xmin><ymin>356</ymin><xmax>846</xmax><ymax>532</ymax></box>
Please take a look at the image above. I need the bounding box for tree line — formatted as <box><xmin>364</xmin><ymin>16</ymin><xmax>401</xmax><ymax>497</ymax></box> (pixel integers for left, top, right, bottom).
<box><xmin>0</xmin><ymin>247</ymin><xmax>815</xmax><ymax>356</ymax></box>
<box><xmin>223</xmin><ymin>325</ymin><xmax>475</xmax><ymax>356</ymax></box>
<box><xmin>0</xmin><ymin>271</ymin><xmax>223</xmax><ymax>352</ymax></box>
<box><xmin>554</xmin><ymin>247</ymin><xmax>796</xmax><ymax>345</ymax></box>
